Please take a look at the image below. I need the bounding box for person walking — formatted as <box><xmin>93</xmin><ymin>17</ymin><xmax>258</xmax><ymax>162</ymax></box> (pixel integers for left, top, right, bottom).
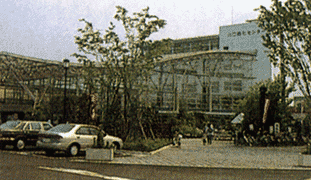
<box><xmin>173</xmin><ymin>130</ymin><xmax>182</xmax><ymax>147</ymax></box>
<box><xmin>207</xmin><ymin>124</ymin><xmax>214</xmax><ymax>145</ymax></box>
<box><xmin>202</xmin><ymin>124</ymin><xmax>208</xmax><ymax>145</ymax></box>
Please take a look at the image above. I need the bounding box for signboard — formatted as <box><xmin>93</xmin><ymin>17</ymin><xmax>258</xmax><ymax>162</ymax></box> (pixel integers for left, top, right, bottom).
<box><xmin>227</xmin><ymin>29</ymin><xmax>262</xmax><ymax>37</ymax></box>
<box><xmin>262</xmin><ymin>99</ymin><xmax>270</xmax><ymax>124</ymax></box>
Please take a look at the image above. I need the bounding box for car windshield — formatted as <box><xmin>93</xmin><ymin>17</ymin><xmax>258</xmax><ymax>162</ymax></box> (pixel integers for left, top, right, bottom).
<box><xmin>0</xmin><ymin>121</ymin><xmax>22</xmax><ymax>130</ymax></box>
<box><xmin>48</xmin><ymin>124</ymin><xmax>75</xmax><ymax>133</ymax></box>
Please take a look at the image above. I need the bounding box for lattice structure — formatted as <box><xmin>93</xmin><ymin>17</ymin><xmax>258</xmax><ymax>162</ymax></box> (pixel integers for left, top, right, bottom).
<box><xmin>0</xmin><ymin>51</ymin><xmax>83</xmax><ymax>118</ymax></box>
<box><xmin>147</xmin><ymin>50</ymin><xmax>257</xmax><ymax>115</ymax></box>
<box><xmin>0</xmin><ymin>48</ymin><xmax>257</xmax><ymax>120</ymax></box>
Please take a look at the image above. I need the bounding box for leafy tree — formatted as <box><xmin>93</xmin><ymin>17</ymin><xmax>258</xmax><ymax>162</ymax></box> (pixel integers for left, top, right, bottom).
<box><xmin>256</xmin><ymin>0</ymin><xmax>311</xmax><ymax>102</ymax></box>
<box><xmin>237</xmin><ymin>76</ymin><xmax>295</xmax><ymax>132</ymax></box>
<box><xmin>71</xmin><ymin>6</ymin><xmax>171</xmax><ymax>140</ymax></box>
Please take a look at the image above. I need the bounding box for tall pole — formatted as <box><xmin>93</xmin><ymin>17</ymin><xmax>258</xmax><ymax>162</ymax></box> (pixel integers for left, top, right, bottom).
<box><xmin>63</xmin><ymin>59</ymin><xmax>70</xmax><ymax>124</ymax></box>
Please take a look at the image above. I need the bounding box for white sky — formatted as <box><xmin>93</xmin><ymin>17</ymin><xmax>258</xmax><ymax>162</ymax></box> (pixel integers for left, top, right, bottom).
<box><xmin>0</xmin><ymin>0</ymin><xmax>277</xmax><ymax>62</ymax></box>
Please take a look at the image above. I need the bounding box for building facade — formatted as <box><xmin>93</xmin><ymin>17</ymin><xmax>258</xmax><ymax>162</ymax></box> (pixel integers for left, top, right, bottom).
<box><xmin>219</xmin><ymin>20</ymin><xmax>271</xmax><ymax>83</ymax></box>
<box><xmin>0</xmin><ymin>20</ymin><xmax>270</xmax><ymax>120</ymax></box>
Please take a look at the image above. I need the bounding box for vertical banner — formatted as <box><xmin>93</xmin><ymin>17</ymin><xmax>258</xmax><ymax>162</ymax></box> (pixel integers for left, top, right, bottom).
<box><xmin>262</xmin><ymin>99</ymin><xmax>270</xmax><ymax>124</ymax></box>
<box><xmin>274</xmin><ymin>122</ymin><xmax>280</xmax><ymax>134</ymax></box>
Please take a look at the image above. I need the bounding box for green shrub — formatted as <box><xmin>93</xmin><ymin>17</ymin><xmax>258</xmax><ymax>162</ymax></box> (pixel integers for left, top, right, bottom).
<box><xmin>123</xmin><ymin>138</ymin><xmax>172</xmax><ymax>152</ymax></box>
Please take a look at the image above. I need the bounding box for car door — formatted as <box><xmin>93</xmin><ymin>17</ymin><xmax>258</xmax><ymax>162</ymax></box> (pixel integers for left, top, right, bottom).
<box><xmin>75</xmin><ymin>126</ymin><xmax>97</xmax><ymax>150</ymax></box>
<box><xmin>89</xmin><ymin>127</ymin><xmax>100</xmax><ymax>146</ymax></box>
<box><xmin>27</xmin><ymin>122</ymin><xmax>41</xmax><ymax>145</ymax></box>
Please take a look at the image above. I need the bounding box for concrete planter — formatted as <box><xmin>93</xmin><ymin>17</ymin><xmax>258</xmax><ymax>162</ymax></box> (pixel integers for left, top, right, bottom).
<box><xmin>86</xmin><ymin>148</ymin><xmax>114</xmax><ymax>161</ymax></box>
<box><xmin>298</xmin><ymin>153</ymin><xmax>311</xmax><ymax>166</ymax></box>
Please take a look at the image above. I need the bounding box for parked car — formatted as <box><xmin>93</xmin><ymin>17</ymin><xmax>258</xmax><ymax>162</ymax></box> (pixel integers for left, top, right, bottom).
<box><xmin>0</xmin><ymin>120</ymin><xmax>53</xmax><ymax>150</ymax></box>
<box><xmin>36</xmin><ymin>123</ymin><xmax>123</xmax><ymax>156</ymax></box>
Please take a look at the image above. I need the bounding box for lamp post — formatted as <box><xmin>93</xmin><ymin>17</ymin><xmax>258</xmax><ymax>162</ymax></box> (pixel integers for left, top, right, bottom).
<box><xmin>63</xmin><ymin>59</ymin><xmax>70</xmax><ymax>123</ymax></box>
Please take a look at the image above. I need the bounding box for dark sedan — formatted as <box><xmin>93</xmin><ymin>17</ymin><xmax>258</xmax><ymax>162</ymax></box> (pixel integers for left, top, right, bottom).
<box><xmin>0</xmin><ymin>120</ymin><xmax>53</xmax><ymax>150</ymax></box>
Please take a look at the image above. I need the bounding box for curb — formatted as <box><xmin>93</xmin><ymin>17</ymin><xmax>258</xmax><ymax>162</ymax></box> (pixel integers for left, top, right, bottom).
<box><xmin>149</xmin><ymin>144</ymin><xmax>173</xmax><ymax>155</ymax></box>
<box><xmin>71</xmin><ymin>159</ymin><xmax>311</xmax><ymax>171</ymax></box>
<box><xmin>119</xmin><ymin>144</ymin><xmax>173</xmax><ymax>157</ymax></box>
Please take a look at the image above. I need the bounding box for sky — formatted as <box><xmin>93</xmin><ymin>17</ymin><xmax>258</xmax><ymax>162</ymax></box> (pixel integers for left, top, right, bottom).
<box><xmin>0</xmin><ymin>0</ymin><xmax>277</xmax><ymax>62</ymax></box>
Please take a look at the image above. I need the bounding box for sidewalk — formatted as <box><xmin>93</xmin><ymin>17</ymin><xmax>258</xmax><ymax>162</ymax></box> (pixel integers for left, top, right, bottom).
<box><xmin>76</xmin><ymin>139</ymin><xmax>311</xmax><ymax>170</ymax></box>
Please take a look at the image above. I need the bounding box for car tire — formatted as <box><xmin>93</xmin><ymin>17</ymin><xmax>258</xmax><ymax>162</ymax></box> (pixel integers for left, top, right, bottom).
<box><xmin>67</xmin><ymin>144</ymin><xmax>79</xmax><ymax>156</ymax></box>
<box><xmin>45</xmin><ymin>150</ymin><xmax>55</xmax><ymax>156</ymax></box>
<box><xmin>15</xmin><ymin>139</ymin><xmax>26</xmax><ymax>150</ymax></box>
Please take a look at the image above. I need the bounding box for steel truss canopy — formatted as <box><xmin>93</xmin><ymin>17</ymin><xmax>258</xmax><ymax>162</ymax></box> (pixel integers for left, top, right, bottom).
<box><xmin>0</xmin><ymin>51</ymin><xmax>82</xmax><ymax>82</ymax></box>
<box><xmin>0</xmin><ymin>51</ymin><xmax>84</xmax><ymax>103</ymax></box>
<box><xmin>151</xmin><ymin>50</ymin><xmax>257</xmax><ymax>116</ymax></box>
<box><xmin>0</xmin><ymin>50</ymin><xmax>257</xmax><ymax>116</ymax></box>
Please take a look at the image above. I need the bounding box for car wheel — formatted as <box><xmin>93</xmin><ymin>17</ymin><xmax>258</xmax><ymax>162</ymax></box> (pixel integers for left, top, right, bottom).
<box><xmin>45</xmin><ymin>150</ymin><xmax>55</xmax><ymax>156</ymax></box>
<box><xmin>15</xmin><ymin>139</ymin><xmax>26</xmax><ymax>150</ymax></box>
<box><xmin>67</xmin><ymin>144</ymin><xmax>79</xmax><ymax>156</ymax></box>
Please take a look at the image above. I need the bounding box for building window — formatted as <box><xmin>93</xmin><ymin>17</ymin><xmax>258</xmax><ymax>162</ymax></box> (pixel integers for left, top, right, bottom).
<box><xmin>224</xmin><ymin>80</ymin><xmax>242</xmax><ymax>91</ymax></box>
<box><xmin>212</xmin><ymin>81</ymin><xmax>219</xmax><ymax>92</ymax></box>
<box><xmin>232</xmin><ymin>80</ymin><xmax>242</xmax><ymax>91</ymax></box>
<box><xmin>204</xmin><ymin>81</ymin><xmax>219</xmax><ymax>93</ymax></box>
<box><xmin>224</xmin><ymin>82</ymin><xmax>231</xmax><ymax>91</ymax></box>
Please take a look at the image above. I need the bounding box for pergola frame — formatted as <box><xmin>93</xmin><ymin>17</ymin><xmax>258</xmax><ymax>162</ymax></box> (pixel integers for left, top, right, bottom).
<box><xmin>0</xmin><ymin>50</ymin><xmax>257</xmax><ymax>120</ymax></box>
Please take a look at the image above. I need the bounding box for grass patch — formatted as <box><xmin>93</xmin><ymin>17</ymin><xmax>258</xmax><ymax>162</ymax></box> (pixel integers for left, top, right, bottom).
<box><xmin>123</xmin><ymin>138</ymin><xmax>172</xmax><ymax>152</ymax></box>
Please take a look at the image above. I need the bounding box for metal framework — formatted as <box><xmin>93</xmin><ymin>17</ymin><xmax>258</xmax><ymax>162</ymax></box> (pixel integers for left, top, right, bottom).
<box><xmin>0</xmin><ymin>49</ymin><xmax>256</xmax><ymax>121</ymax></box>
<box><xmin>146</xmin><ymin>50</ymin><xmax>257</xmax><ymax>115</ymax></box>
<box><xmin>0</xmin><ymin>51</ymin><xmax>83</xmax><ymax>119</ymax></box>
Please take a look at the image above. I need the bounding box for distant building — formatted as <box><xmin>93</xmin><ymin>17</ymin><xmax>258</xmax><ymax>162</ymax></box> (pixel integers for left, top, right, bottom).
<box><xmin>0</xmin><ymin>20</ymin><xmax>271</xmax><ymax>121</ymax></box>
<box><xmin>167</xmin><ymin>20</ymin><xmax>271</xmax><ymax>85</ymax></box>
<box><xmin>219</xmin><ymin>20</ymin><xmax>271</xmax><ymax>83</ymax></box>
<box><xmin>169</xmin><ymin>35</ymin><xmax>219</xmax><ymax>54</ymax></box>
<box><xmin>152</xmin><ymin>20</ymin><xmax>270</xmax><ymax>114</ymax></box>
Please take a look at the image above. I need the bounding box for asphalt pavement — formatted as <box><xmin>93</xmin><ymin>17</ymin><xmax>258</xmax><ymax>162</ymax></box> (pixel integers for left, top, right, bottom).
<box><xmin>74</xmin><ymin>138</ymin><xmax>311</xmax><ymax>170</ymax></box>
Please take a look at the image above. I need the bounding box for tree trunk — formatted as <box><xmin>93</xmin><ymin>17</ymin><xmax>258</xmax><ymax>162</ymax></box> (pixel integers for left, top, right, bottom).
<box><xmin>139</xmin><ymin>117</ymin><xmax>147</xmax><ymax>140</ymax></box>
<box><xmin>149</xmin><ymin>124</ymin><xmax>156</xmax><ymax>140</ymax></box>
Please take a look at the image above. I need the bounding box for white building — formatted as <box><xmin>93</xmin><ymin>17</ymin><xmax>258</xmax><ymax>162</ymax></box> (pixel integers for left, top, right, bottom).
<box><xmin>219</xmin><ymin>20</ymin><xmax>271</xmax><ymax>84</ymax></box>
<box><xmin>149</xmin><ymin>20</ymin><xmax>271</xmax><ymax>114</ymax></box>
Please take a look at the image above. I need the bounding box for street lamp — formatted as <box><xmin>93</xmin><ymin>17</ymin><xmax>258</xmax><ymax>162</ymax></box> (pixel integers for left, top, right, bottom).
<box><xmin>63</xmin><ymin>59</ymin><xmax>70</xmax><ymax>123</ymax></box>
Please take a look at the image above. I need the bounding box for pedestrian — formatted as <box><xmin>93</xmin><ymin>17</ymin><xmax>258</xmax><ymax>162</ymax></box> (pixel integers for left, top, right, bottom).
<box><xmin>202</xmin><ymin>124</ymin><xmax>208</xmax><ymax>145</ymax></box>
<box><xmin>207</xmin><ymin>124</ymin><xmax>214</xmax><ymax>145</ymax></box>
<box><xmin>173</xmin><ymin>130</ymin><xmax>182</xmax><ymax>147</ymax></box>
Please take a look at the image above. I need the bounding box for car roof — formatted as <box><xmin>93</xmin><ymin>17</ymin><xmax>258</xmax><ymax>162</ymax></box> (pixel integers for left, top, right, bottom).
<box><xmin>18</xmin><ymin>120</ymin><xmax>51</xmax><ymax>123</ymax></box>
<box><xmin>5</xmin><ymin>120</ymin><xmax>50</xmax><ymax>123</ymax></box>
<box><xmin>58</xmin><ymin>123</ymin><xmax>99</xmax><ymax>127</ymax></box>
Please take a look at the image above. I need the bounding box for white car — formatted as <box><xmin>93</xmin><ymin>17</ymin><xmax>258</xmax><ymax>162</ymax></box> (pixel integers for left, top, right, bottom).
<box><xmin>36</xmin><ymin>123</ymin><xmax>123</xmax><ymax>156</ymax></box>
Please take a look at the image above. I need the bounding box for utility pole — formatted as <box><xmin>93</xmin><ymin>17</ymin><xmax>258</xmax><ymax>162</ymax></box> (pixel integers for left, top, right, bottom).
<box><xmin>63</xmin><ymin>59</ymin><xmax>70</xmax><ymax>124</ymax></box>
